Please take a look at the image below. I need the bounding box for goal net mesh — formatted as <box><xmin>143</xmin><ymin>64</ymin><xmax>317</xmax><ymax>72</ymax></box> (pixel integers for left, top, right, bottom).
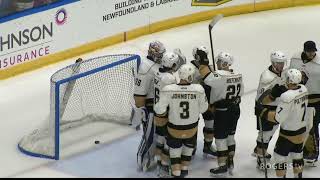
<box><xmin>18</xmin><ymin>54</ymin><xmax>140</xmax><ymax>159</ymax></box>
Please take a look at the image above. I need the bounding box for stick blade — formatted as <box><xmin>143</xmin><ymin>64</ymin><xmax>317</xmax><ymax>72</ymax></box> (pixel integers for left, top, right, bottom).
<box><xmin>209</xmin><ymin>14</ymin><xmax>224</xmax><ymax>29</ymax></box>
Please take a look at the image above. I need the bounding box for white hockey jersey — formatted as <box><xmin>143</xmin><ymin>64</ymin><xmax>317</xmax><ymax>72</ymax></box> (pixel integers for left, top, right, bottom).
<box><xmin>255</xmin><ymin>66</ymin><xmax>285</xmax><ymax>106</ymax></box>
<box><xmin>275</xmin><ymin>85</ymin><xmax>309</xmax><ymax>132</ymax></box>
<box><xmin>204</xmin><ymin>70</ymin><xmax>244</xmax><ymax>104</ymax></box>
<box><xmin>290</xmin><ymin>52</ymin><xmax>320</xmax><ymax>95</ymax></box>
<box><xmin>153</xmin><ymin>68</ymin><xmax>177</xmax><ymax>104</ymax></box>
<box><xmin>134</xmin><ymin>56</ymin><xmax>160</xmax><ymax>99</ymax></box>
<box><xmin>154</xmin><ymin>84</ymin><xmax>208</xmax><ymax>126</ymax></box>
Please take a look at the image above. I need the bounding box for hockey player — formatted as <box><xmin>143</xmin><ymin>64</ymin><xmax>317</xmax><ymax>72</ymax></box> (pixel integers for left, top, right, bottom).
<box><xmin>153</xmin><ymin>52</ymin><xmax>179</xmax><ymax>177</ymax></box>
<box><xmin>133</xmin><ymin>40</ymin><xmax>166</xmax><ymax>171</ymax></box>
<box><xmin>191</xmin><ymin>46</ymin><xmax>217</xmax><ymax>158</ymax></box>
<box><xmin>257</xmin><ymin>69</ymin><xmax>314</xmax><ymax>178</ymax></box>
<box><xmin>195</xmin><ymin>49</ymin><xmax>244</xmax><ymax>177</ymax></box>
<box><xmin>290</xmin><ymin>41</ymin><xmax>320</xmax><ymax>166</ymax></box>
<box><xmin>154</xmin><ymin>63</ymin><xmax>209</xmax><ymax>178</ymax></box>
<box><xmin>253</xmin><ymin>51</ymin><xmax>287</xmax><ymax>167</ymax></box>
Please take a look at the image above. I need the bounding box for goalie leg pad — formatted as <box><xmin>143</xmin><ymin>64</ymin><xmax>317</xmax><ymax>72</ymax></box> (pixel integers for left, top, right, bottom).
<box><xmin>137</xmin><ymin>113</ymin><xmax>156</xmax><ymax>171</ymax></box>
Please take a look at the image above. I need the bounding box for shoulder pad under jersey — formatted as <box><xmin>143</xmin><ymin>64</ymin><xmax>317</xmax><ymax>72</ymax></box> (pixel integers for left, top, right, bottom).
<box><xmin>280</xmin><ymin>90</ymin><xmax>295</xmax><ymax>103</ymax></box>
<box><xmin>291</xmin><ymin>51</ymin><xmax>303</xmax><ymax>61</ymax></box>
<box><xmin>161</xmin><ymin>73</ymin><xmax>177</xmax><ymax>85</ymax></box>
<box><xmin>279</xmin><ymin>86</ymin><xmax>307</xmax><ymax>103</ymax></box>
<box><xmin>313</xmin><ymin>54</ymin><xmax>320</xmax><ymax>64</ymax></box>
<box><xmin>194</xmin><ymin>84</ymin><xmax>205</xmax><ymax>93</ymax></box>
<box><xmin>162</xmin><ymin>84</ymin><xmax>176</xmax><ymax>92</ymax></box>
<box><xmin>260</xmin><ymin>69</ymin><xmax>278</xmax><ymax>85</ymax></box>
<box><xmin>138</xmin><ymin>57</ymin><xmax>159</xmax><ymax>75</ymax></box>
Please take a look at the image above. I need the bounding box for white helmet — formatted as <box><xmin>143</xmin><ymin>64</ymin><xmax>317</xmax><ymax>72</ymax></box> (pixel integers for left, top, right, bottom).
<box><xmin>285</xmin><ymin>69</ymin><xmax>302</xmax><ymax>84</ymax></box>
<box><xmin>216</xmin><ymin>52</ymin><xmax>234</xmax><ymax>66</ymax></box>
<box><xmin>270</xmin><ymin>51</ymin><xmax>287</xmax><ymax>63</ymax></box>
<box><xmin>178</xmin><ymin>63</ymin><xmax>195</xmax><ymax>83</ymax></box>
<box><xmin>192</xmin><ymin>46</ymin><xmax>209</xmax><ymax>59</ymax></box>
<box><xmin>161</xmin><ymin>52</ymin><xmax>179</xmax><ymax>68</ymax></box>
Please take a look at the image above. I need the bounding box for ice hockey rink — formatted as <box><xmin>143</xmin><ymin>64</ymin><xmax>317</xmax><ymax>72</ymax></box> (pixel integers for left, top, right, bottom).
<box><xmin>1</xmin><ymin>4</ymin><xmax>320</xmax><ymax>178</ymax></box>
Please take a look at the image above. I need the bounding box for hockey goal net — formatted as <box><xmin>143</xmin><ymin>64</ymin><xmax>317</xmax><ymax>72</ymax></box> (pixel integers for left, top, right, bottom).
<box><xmin>18</xmin><ymin>54</ymin><xmax>141</xmax><ymax>160</ymax></box>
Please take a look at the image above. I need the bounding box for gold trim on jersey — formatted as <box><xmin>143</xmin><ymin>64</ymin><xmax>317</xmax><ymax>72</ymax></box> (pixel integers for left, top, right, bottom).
<box><xmin>154</xmin><ymin>116</ymin><xmax>168</xmax><ymax>127</ymax></box>
<box><xmin>199</xmin><ymin>65</ymin><xmax>211</xmax><ymax>79</ymax></box>
<box><xmin>168</xmin><ymin>127</ymin><xmax>198</xmax><ymax>139</ymax></box>
<box><xmin>134</xmin><ymin>96</ymin><xmax>146</xmax><ymax>108</ymax></box>
<box><xmin>279</xmin><ymin>133</ymin><xmax>306</xmax><ymax>145</ymax></box>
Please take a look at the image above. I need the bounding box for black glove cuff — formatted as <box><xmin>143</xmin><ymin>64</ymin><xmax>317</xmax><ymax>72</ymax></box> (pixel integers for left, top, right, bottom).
<box><xmin>200</xmin><ymin>60</ymin><xmax>209</xmax><ymax>66</ymax></box>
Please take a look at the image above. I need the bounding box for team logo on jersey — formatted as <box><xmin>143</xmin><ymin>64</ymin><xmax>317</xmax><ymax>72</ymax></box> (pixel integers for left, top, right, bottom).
<box><xmin>191</xmin><ymin>0</ymin><xmax>232</xmax><ymax>6</ymax></box>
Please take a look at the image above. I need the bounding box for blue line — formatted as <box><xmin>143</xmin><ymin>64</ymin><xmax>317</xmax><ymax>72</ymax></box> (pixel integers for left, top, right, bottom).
<box><xmin>57</xmin><ymin>55</ymin><xmax>141</xmax><ymax>85</ymax></box>
<box><xmin>0</xmin><ymin>0</ymin><xmax>80</xmax><ymax>24</ymax></box>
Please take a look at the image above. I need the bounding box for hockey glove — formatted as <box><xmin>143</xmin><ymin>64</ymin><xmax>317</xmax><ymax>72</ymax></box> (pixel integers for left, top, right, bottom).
<box><xmin>270</xmin><ymin>84</ymin><xmax>287</xmax><ymax>100</ymax></box>
<box><xmin>173</xmin><ymin>48</ymin><xmax>187</xmax><ymax>71</ymax></box>
<box><xmin>195</xmin><ymin>49</ymin><xmax>209</xmax><ymax>65</ymax></box>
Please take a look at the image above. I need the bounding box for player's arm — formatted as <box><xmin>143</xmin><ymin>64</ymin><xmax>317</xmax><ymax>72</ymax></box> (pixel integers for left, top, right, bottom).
<box><xmin>260</xmin><ymin>94</ymin><xmax>290</xmax><ymax>124</ymax></box>
<box><xmin>199</xmin><ymin>86</ymin><xmax>209</xmax><ymax>113</ymax></box>
<box><xmin>134</xmin><ymin>73</ymin><xmax>152</xmax><ymax>108</ymax></box>
<box><xmin>261</xmin><ymin>84</ymin><xmax>287</xmax><ymax>105</ymax></box>
<box><xmin>193</xmin><ymin>49</ymin><xmax>222</xmax><ymax>87</ymax></box>
<box><xmin>154</xmin><ymin>87</ymin><xmax>170</xmax><ymax>116</ymax></box>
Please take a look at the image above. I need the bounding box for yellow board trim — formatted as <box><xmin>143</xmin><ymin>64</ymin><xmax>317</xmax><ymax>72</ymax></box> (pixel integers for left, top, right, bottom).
<box><xmin>191</xmin><ymin>0</ymin><xmax>232</xmax><ymax>6</ymax></box>
<box><xmin>1</xmin><ymin>0</ymin><xmax>320</xmax><ymax>80</ymax></box>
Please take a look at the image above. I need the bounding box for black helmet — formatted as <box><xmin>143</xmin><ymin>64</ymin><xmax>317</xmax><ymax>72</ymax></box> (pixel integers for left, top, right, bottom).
<box><xmin>304</xmin><ymin>41</ymin><xmax>317</xmax><ymax>52</ymax></box>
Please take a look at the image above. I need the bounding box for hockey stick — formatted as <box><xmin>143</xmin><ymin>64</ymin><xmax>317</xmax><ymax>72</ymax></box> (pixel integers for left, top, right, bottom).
<box><xmin>208</xmin><ymin>14</ymin><xmax>223</xmax><ymax>71</ymax></box>
<box><xmin>255</xmin><ymin>90</ymin><xmax>274</xmax><ymax>178</ymax></box>
<box><xmin>59</xmin><ymin>58</ymin><xmax>83</xmax><ymax>119</ymax></box>
<box><xmin>258</xmin><ymin>108</ymin><xmax>268</xmax><ymax>178</ymax></box>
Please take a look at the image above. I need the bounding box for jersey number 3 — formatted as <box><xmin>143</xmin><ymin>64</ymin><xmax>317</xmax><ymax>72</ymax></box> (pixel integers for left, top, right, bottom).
<box><xmin>180</xmin><ymin>101</ymin><xmax>190</xmax><ymax>119</ymax></box>
<box><xmin>226</xmin><ymin>84</ymin><xmax>241</xmax><ymax>100</ymax></box>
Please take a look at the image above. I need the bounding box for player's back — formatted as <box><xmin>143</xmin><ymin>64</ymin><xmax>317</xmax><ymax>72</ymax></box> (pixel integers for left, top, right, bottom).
<box><xmin>162</xmin><ymin>83</ymin><xmax>208</xmax><ymax>126</ymax></box>
<box><xmin>276</xmin><ymin>85</ymin><xmax>309</xmax><ymax>132</ymax></box>
<box><xmin>134</xmin><ymin>56</ymin><xmax>160</xmax><ymax>99</ymax></box>
<box><xmin>205</xmin><ymin>70</ymin><xmax>244</xmax><ymax>105</ymax></box>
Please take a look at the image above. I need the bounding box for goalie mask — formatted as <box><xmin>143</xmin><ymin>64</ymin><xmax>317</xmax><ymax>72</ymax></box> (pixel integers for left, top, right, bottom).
<box><xmin>148</xmin><ymin>41</ymin><xmax>166</xmax><ymax>63</ymax></box>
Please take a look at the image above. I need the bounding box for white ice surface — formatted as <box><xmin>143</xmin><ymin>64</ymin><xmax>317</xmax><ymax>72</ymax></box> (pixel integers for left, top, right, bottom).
<box><xmin>1</xmin><ymin>5</ymin><xmax>320</xmax><ymax>178</ymax></box>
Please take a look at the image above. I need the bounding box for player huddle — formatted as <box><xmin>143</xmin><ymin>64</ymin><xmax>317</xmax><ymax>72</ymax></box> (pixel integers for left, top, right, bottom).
<box><xmin>131</xmin><ymin>40</ymin><xmax>320</xmax><ymax>178</ymax></box>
